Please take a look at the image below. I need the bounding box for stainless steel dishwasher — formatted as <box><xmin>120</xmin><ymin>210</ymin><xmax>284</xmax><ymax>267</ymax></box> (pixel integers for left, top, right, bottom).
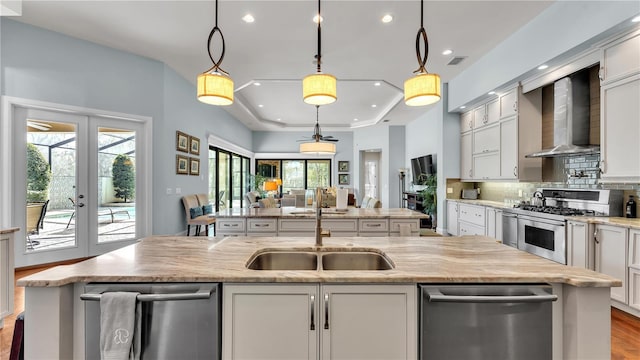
<box><xmin>419</xmin><ymin>284</ymin><xmax>556</xmax><ymax>360</ymax></box>
<box><xmin>82</xmin><ymin>283</ymin><xmax>220</xmax><ymax>360</ymax></box>
<box><xmin>502</xmin><ymin>210</ymin><xmax>518</xmax><ymax>248</ymax></box>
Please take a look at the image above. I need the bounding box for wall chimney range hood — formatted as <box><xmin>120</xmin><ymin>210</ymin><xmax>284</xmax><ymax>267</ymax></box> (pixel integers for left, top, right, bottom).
<box><xmin>526</xmin><ymin>72</ymin><xmax>599</xmax><ymax>158</ymax></box>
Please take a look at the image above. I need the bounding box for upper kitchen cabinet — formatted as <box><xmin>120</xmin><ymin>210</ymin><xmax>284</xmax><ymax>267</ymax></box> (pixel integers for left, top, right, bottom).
<box><xmin>459</xmin><ymin>86</ymin><xmax>542</xmax><ymax>182</ymax></box>
<box><xmin>600</xmin><ymin>31</ymin><xmax>640</xmax><ymax>184</ymax></box>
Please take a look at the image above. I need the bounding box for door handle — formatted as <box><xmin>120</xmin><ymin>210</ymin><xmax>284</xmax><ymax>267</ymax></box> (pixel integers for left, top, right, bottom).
<box><xmin>513</xmin><ymin>166</ymin><xmax>517</xmax><ymax>177</ymax></box>
<box><xmin>77</xmin><ymin>203</ymin><xmax>85</xmax><ymax>207</ymax></box>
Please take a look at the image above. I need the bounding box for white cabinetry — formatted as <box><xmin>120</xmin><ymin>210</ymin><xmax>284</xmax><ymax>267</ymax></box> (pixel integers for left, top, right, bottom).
<box><xmin>0</xmin><ymin>232</ymin><xmax>15</xmax><ymax>328</ymax></box>
<box><xmin>247</xmin><ymin>218</ymin><xmax>278</xmax><ymax>236</ymax></box>
<box><xmin>322</xmin><ymin>219</ymin><xmax>358</xmax><ymax>237</ymax></box>
<box><xmin>459</xmin><ymin>86</ymin><xmax>541</xmax><ymax>182</ymax></box>
<box><xmin>446</xmin><ymin>201</ymin><xmax>459</xmax><ymax>236</ymax></box>
<box><xmin>629</xmin><ymin>229</ymin><xmax>640</xmax><ymax>312</ymax></box>
<box><xmin>567</xmin><ymin>221</ymin><xmax>594</xmax><ymax>270</ymax></box>
<box><xmin>458</xmin><ymin>204</ymin><xmax>485</xmax><ymax>236</ymax></box>
<box><xmin>595</xmin><ymin>224</ymin><xmax>628</xmax><ymax>303</ymax></box>
<box><xmin>389</xmin><ymin>219</ymin><xmax>420</xmax><ymax>236</ymax></box>
<box><xmin>222</xmin><ymin>284</ymin><xmax>417</xmax><ymax>360</ymax></box>
<box><xmin>217</xmin><ymin>218</ymin><xmax>246</xmax><ymax>236</ymax></box>
<box><xmin>600</xmin><ymin>32</ymin><xmax>640</xmax><ymax>183</ymax></box>
<box><xmin>359</xmin><ymin>219</ymin><xmax>389</xmax><ymax>237</ymax></box>
<box><xmin>485</xmin><ymin>207</ymin><xmax>502</xmax><ymax>241</ymax></box>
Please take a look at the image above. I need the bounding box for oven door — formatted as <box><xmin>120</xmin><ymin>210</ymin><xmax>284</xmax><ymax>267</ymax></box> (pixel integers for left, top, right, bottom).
<box><xmin>517</xmin><ymin>215</ymin><xmax>566</xmax><ymax>264</ymax></box>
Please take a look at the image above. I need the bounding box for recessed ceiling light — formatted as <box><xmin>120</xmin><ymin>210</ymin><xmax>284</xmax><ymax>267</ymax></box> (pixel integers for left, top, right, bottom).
<box><xmin>632</xmin><ymin>15</ymin><xmax>640</xmax><ymax>22</ymax></box>
<box><xmin>371</xmin><ymin>104</ymin><xmax>377</xmax><ymax>108</ymax></box>
<box><xmin>253</xmin><ymin>82</ymin><xmax>261</xmax><ymax>86</ymax></box>
<box><xmin>242</xmin><ymin>14</ymin><xmax>255</xmax><ymax>23</ymax></box>
<box><xmin>258</xmin><ymin>104</ymin><xmax>264</xmax><ymax>108</ymax></box>
<box><xmin>460</xmin><ymin>106</ymin><xmax>466</xmax><ymax>109</ymax></box>
<box><xmin>313</xmin><ymin>14</ymin><xmax>323</xmax><ymax>23</ymax></box>
<box><xmin>537</xmin><ymin>64</ymin><xmax>549</xmax><ymax>70</ymax></box>
<box><xmin>374</xmin><ymin>82</ymin><xmax>381</xmax><ymax>87</ymax></box>
<box><xmin>488</xmin><ymin>91</ymin><xmax>496</xmax><ymax>95</ymax></box>
<box><xmin>354</xmin><ymin>118</ymin><xmax>359</xmax><ymax>121</ymax></box>
<box><xmin>381</xmin><ymin>14</ymin><xmax>393</xmax><ymax>23</ymax></box>
<box><xmin>277</xmin><ymin>118</ymin><xmax>282</xmax><ymax>121</ymax></box>
<box><xmin>442</xmin><ymin>49</ymin><xmax>453</xmax><ymax>56</ymax></box>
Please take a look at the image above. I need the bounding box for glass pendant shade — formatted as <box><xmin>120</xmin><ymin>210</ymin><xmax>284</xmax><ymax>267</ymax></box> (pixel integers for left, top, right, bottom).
<box><xmin>299</xmin><ymin>141</ymin><xmax>336</xmax><ymax>155</ymax></box>
<box><xmin>303</xmin><ymin>73</ymin><xmax>337</xmax><ymax>105</ymax></box>
<box><xmin>197</xmin><ymin>71</ymin><xmax>234</xmax><ymax>106</ymax></box>
<box><xmin>404</xmin><ymin>72</ymin><xmax>441</xmax><ymax>106</ymax></box>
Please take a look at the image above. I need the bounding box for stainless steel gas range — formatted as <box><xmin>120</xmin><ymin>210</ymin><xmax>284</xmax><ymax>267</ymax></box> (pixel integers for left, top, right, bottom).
<box><xmin>502</xmin><ymin>188</ymin><xmax>623</xmax><ymax>264</ymax></box>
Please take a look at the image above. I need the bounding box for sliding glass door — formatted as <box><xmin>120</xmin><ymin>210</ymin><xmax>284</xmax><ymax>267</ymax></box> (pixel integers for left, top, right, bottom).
<box><xmin>209</xmin><ymin>147</ymin><xmax>250</xmax><ymax>210</ymax></box>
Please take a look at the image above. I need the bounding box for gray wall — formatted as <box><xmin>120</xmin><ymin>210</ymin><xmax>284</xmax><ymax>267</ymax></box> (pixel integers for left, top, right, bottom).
<box><xmin>1</xmin><ymin>19</ymin><xmax>253</xmax><ymax>235</ymax></box>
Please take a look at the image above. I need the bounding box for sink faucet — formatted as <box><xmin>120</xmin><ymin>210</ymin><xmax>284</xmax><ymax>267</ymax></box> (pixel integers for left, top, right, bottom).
<box><xmin>315</xmin><ymin>187</ymin><xmax>330</xmax><ymax>246</ymax></box>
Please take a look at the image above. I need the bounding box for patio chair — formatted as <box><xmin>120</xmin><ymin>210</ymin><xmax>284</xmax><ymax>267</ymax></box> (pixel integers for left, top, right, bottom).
<box><xmin>26</xmin><ymin>200</ymin><xmax>48</xmax><ymax>248</ymax></box>
<box><xmin>182</xmin><ymin>194</ymin><xmax>216</xmax><ymax>236</ymax></box>
<box><xmin>67</xmin><ymin>198</ymin><xmax>131</xmax><ymax>228</ymax></box>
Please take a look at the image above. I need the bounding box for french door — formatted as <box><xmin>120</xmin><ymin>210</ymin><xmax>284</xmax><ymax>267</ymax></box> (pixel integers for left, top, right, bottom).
<box><xmin>12</xmin><ymin>106</ymin><xmax>148</xmax><ymax>267</ymax></box>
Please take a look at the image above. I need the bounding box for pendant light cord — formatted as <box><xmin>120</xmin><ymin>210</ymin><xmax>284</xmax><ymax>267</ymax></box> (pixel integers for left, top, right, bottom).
<box><xmin>205</xmin><ymin>0</ymin><xmax>228</xmax><ymax>76</ymax></box>
<box><xmin>316</xmin><ymin>0</ymin><xmax>322</xmax><ymax>73</ymax></box>
<box><xmin>414</xmin><ymin>0</ymin><xmax>429</xmax><ymax>74</ymax></box>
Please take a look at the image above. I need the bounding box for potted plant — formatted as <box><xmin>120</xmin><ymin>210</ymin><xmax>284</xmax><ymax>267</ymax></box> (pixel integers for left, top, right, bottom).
<box><xmin>418</xmin><ymin>173</ymin><xmax>437</xmax><ymax>228</ymax></box>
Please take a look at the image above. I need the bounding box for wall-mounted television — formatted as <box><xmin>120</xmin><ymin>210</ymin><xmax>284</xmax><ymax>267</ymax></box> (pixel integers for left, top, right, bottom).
<box><xmin>411</xmin><ymin>154</ymin><xmax>434</xmax><ymax>184</ymax></box>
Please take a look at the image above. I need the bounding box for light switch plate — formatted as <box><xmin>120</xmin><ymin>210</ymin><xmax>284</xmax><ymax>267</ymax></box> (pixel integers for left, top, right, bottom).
<box><xmin>447</xmin><ymin>187</ymin><xmax>453</xmax><ymax>194</ymax></box>
<box><xmin>166</xmin><ymin>188</ymin><xmax>172</xmax><ymax>195</ymax></box>
<box><xmin>176</xmin><ymin>188</ymin><xmax>182</xmax><ymax>195</ymax></box>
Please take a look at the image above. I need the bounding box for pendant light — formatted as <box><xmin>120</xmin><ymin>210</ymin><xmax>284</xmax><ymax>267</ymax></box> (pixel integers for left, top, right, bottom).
<box><xmin>404</xmin><ymin>0</ymin><xmax>441</xmax><ymax>106</ymax></box>
<box><xmin>302</xmin><ymin>0</ymin><xmax>337</xmax><ymax>106</ymax></box>
<box><xmin>197</xmin><ymin>0</ymin><xmax>234</xmax><ymax>106</ymax></box>
<box><xmin>300</xmin><ymin>106</ymin><xmax>337</xmax><ymax>155</ymax></box>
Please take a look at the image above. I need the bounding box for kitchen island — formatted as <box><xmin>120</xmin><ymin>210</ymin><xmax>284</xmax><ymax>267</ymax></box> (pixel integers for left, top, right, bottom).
<box><xmin>19</xmin><ymin>235</ymin><xmax>618</xmax><ymax>359</ymax></box>
<box><xmin>214</xmin><ymin>207</ymin><xmax>429</xmax><ymax>236</ymax></box>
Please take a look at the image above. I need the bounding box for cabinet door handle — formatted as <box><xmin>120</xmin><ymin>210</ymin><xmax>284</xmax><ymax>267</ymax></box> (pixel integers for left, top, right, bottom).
<box><xmin>324</xmin><ymin>293</ymin><xmax>330</xmax><ymax>330</ymax></box>
<box><xmin>594</xmin><ymin>229</ymin><xmax>600</xmax><ymax>244</ymax></box>
<box><xmin>469</xmin><ymin>120</ymin><xmax>473</xmax><ymax>129</ymax></box>
<box><xmin>310</xmin><ymin>295</ymin><xmax>315</xmax><ymax>331</ymax></box>
<box><xmin>513</xmin><ymin>101</ymin><xmax>518</xmax><ymax>112</ymax></box>
<box><xmin>513</xmin><ymin>166</ymin><xmax>517</xmax><ymax>177</ymax></box>
<box><xmin>469</xmin><ymin>169</ymin><xmax>472</xmax><ymax>177</ymax></box>
<box><xmin>598</xmin><ymin>67</ymin><xmax>604</xmax><ymax>81</ymax></box>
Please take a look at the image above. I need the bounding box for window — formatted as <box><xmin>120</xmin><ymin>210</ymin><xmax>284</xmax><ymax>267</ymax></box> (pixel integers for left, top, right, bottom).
<box><xmin>257</xmin><ymin>159</ymin><xmax>332</xmax><ymax>194</ymax></box>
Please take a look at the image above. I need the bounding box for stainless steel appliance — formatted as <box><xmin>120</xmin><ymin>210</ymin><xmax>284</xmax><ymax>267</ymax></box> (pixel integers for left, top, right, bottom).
<box><xmin>82</xmin><ymin>283</ymin><xmax>220</xmax><ymax>360</ymax></box>
<box><xmin>419</xmin><ymin>284</ymin><xmax>557</xmax><ymax>360</ymax></box>
<box><xmin>503</xmin><ymin>188</ymin><xmax>623</xmax><ymax>264</ymax></box>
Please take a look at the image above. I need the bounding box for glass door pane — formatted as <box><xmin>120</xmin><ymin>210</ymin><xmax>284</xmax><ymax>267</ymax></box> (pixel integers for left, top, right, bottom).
<box><xmin>218</xmin><ymin>152</ymin><xmax>230</xmax><ymax>211</ymax></box>
<box><xmin>96</xmin><ymin>127</ymin><xmax>136</xmax><ymax>244</ymax></box>
<box><xmin>282</xmin><ymin>160</ymin><xmax>304</xmax><ymax>193</ymax></box>
<box><xmin>307</xmin><ymin>160</ymin><xmax>330</xmax><ymax>188</ymax></box>
<box><xmin>208</xmin><ymin>148</ymin><xmax>217</xmax><ymax>205</ymax></box>
<box><xmin>26</xmin><ymin>119</ymin><xmax>78</xmax><ymax>252</ymax></box>
<box><xmin>232</xmin><ymin>154</ymin><xmax>241</xmax><ymax>209</ymax></box>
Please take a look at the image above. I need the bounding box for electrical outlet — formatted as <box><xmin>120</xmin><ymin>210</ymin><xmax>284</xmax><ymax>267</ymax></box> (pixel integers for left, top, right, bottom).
<box><xmin>477</xmin><ymin>188</ymin><xmax>481</xmax><ymax>194</ymax></box>
<box><xmin>166</xmin><ymin>188</ymin><xmax>172</xmax><ymax>195</ymax></box>
<box><xmin>518</xmin><ymin>190</ymin><xmax>523</xmax><ymax>197</ymax></box>
<box><xmin>447</xmin><ymin>187</ymin><xmax>453</xmax><ymax>194</ymax></box>
<box><xmin>176</xmin><ymin>187</ymin><xmax>182</xmax><ymax>195</ymax></box>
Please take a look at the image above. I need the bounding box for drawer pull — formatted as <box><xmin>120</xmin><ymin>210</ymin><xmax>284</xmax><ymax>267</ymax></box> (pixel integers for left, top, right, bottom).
<box><xmin>367</xmin><ymin>223</ymin><xmax>382</xmax><ymax>227</ymax></box>
<box><xmin>223</xmin><ymin>223</ymin><xmax>239</xmax><ymax>227</ymax></box>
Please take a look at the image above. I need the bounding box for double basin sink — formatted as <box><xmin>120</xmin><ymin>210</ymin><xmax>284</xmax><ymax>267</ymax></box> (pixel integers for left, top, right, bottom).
<box><xmin>247</xmin><ymin>248</ymin><xmax>394</xmax><ymax>271</ymax></box>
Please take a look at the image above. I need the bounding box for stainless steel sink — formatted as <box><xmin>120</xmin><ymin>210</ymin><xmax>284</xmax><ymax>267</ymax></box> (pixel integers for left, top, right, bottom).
<box><xmin>321</xmin><ymin>251</ymin><xmax>394</xmax><ymax>270</ymax></box>
<box><xmin>247</xmin><ymin>248</ymin><xmax>394</xmax><ymax>271</ymax></box>
<box><xmin>247</xmin><ymin>251</ymin><xmax>318</xmax><ymax>270</ymax></box>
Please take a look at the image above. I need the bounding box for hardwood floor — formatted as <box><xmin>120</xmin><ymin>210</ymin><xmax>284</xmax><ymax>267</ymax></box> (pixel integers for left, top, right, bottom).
<box><xmin>1</xmin><ymin>266</ymin><xmax>640</xmax><ymax>359</ymax></box>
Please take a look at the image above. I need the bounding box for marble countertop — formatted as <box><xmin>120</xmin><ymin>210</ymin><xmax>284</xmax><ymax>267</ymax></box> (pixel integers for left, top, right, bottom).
<box><xmin>215</xmin><ymin>207</ymin><xmax>428</xmax><ymax>219</ymax></box>
<box><xmin>0</xmin><ymin>227</ymin><xmax>20</xmax><ymax>234</ymax></box>
<box><xmin>18</xmin><ymin>235</ymin><xmax>620</xmax><ymax>288</ymax></box>
<box><xmin>445</xmin><ymin>198</ymin><xmax>511</xmax><ymax>209</ymax></box>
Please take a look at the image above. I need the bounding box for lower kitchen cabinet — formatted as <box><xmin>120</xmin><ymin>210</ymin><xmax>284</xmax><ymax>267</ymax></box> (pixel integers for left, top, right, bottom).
<box><xmin>0</xmin><ymin>232</ymin><xmax>15</xmax><ymax>328</ymax></box>
<box><xmin>629</xmin><ymin>267</ymin><xmax>640</xmax><ymax>312</ymax></box>
<box><xmin>567</xmin><ymin>221</ymin><xmax>594</xmax><ymax>270</ymax></box>
<box><xmin>458</xmin><ymin>203</ymin><xmax>485</xmax><ymax>236</ymax></box>
<box><xmin>222</xmin><ymin>283</ymin><xmax>417</xmax><ymax>360</ymax></box>
<box><xmin>485</xmin><ymin>207</ymin><xmax>502</xmax><ymax>241</ymax></box>
<box><xmin>595</xmin><ymin>224</ymin><xmax>628</xmax><ymax>304</ymax></box>
<box><xmin>446</xmin><ymin>201</ymin><xmax>459</xmax><ymax>236</ymax></box>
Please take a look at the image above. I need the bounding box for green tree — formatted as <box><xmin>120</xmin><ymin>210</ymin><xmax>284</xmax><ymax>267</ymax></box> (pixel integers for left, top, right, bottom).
<box><xmin>112</xmin><ymin>154</ymin><xmax>135</xmax><ymax>202</ymax></box>
<box><xmin>26</xmin><ymin>143</ymin><xmax>51</xmax><ymax>202</ymax></box>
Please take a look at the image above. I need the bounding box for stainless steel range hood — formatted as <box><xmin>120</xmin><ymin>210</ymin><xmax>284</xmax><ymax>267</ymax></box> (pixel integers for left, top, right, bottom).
<box><xmin>526</xmin><ymin>71</ymin><xmax>599</xmax><ymax>158</ymax></box>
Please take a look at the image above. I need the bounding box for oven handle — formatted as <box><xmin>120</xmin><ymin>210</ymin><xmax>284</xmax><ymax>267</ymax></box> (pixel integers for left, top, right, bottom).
<box><xmin>80</xmin><ymin>284</ymin><xmax>215</xmax><ymax>302</ymax></box>
<box><xmin>425</xmin><ymin>288</ymin><xmax>558</xmax><ymax>303</ymax></box>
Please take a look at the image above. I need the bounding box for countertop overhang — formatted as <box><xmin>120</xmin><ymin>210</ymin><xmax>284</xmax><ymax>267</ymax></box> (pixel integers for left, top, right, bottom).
<box><xmin>214</xmin><ymin>207</ymin><xmax>429</xmax><ymax>219</ymax></box>
<box><xmin>18</xmin><ymin>235</ymin><xmax>620</xmax><ymax>288</ymax></box>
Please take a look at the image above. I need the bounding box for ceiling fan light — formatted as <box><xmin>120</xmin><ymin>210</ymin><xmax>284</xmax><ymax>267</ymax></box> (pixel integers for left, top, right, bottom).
<box><xmin>299</xmin><ymin>141</ymin><xmax>336</xmax><ymax>155</ymax></box>
<box><xmin>303</xmin><ymin>73</ymin><xmax>337</xmax><ymax>105</ymax></box>
<box><xmin>404</xmin><ymin>72</ymin><xmax>441</xmax><ymax>106</ymax></box>
<box><xmin>197</xmin><ymin>71</ymin><xmax>234</xmax><ymax>106</ymax></box>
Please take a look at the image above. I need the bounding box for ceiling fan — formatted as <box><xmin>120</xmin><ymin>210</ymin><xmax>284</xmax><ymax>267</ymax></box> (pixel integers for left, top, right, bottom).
<box><xmin>298</xmin><ymin>105</ymin><xmax>338</xmax><ymax>143</ymax></box>
<box><xmin>27</xmin><ymin>120</ymin><xmax>52</xmax><ymax>131</ymax></box>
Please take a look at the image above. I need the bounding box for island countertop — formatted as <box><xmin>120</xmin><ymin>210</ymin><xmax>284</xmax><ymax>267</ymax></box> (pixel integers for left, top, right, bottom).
<box><xmin>18</xmin><ymin>235</ymin><xmax>619</xmax><ymax>288</ymax></box>
<box><xmin>215</xmin><ymin>207</ymin><xmax>429</xmax><ymax>219</ymax></box>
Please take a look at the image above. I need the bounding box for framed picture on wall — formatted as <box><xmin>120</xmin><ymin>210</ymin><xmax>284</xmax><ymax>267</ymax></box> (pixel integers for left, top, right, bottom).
<box><xmin>189</xmin><ymin>157</ymin><xmax>200</xmax><ymax>176</ymax></box>
<box><xmin>189</xmin><ymin>136</ymin><xmax>200</xmax><ymax>155</ymax></box>
<box><xmin>338</xmin><ymin>174</ymin><xmax>349</xmax><ymax>185</ymax></box>
<box><xmin>176</xmin><ymin>155</ymin><xmax>188</xmax><ymax>174</ymax></box>
<box><xmin>338</xmin><ymin>161</ymin><xmax>349</xmax><ymax>172</ymax></box>
<box><xmin>176</xmin><ymin>131</ymin><xmax>189</xmax><ymax>152</ymax></box>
